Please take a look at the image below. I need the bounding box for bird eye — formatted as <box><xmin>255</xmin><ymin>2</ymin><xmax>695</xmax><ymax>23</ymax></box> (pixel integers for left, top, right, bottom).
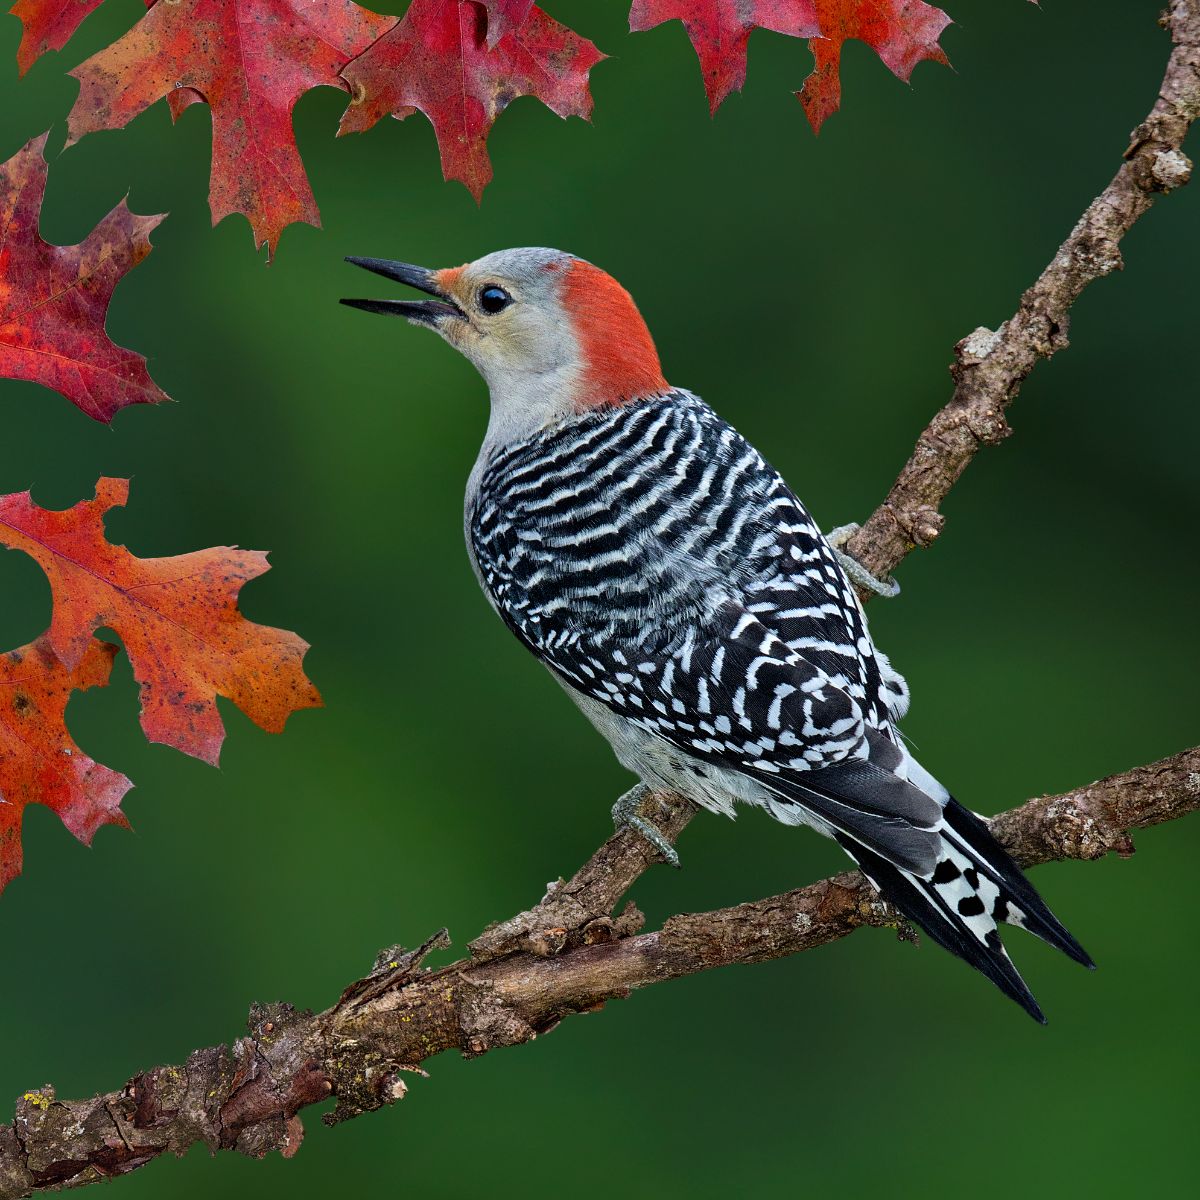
<box><xmin>479</xmin><ymin>285</ymin><xmax>512</xmax><ymax>314</ymax></box>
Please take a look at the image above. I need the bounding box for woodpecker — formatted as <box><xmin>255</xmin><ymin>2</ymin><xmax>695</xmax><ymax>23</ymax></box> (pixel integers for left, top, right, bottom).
<box><xmin>342</xmin><ymin>248</ymin><xmax>1093</xmax><ymax>1021</ymax></box>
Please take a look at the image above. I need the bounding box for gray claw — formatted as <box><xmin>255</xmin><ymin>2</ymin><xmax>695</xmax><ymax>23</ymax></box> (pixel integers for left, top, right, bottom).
<box><xmin>612</xmin><ymin>783</ymin><xmax>682</xmax><ymax>868</ymax></box>
<box><xmin>826</xmin><ymin>522</ymin><xmax>900</xmax><ymax>599</ymax></box>
<box><xmin>627</xmin><ymin>816</ymin><xmax>681</xmax><ymax>868</ymax></box>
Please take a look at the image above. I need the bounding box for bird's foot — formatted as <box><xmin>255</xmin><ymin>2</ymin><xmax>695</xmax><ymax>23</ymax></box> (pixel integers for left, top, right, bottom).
<box><xmin>612</xmin><ymin>783</ymin><xmax>681</xmax><ymax>868</ymax></box>
<box><xmin>826</xmin><ymin>522</ymin><xmax>901</xmax><ymax>598</ymax></box>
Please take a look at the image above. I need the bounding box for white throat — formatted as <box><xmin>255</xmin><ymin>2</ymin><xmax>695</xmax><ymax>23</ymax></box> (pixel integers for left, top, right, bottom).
<box><xmin>479</xmin><ymin>359</ymin><xmax>582</xmax><ymax>449</ymax></box>
<box><xmin>462</xmin><ymin>355</ymin><xmax>587</xmax><ymax>535</ymax></box>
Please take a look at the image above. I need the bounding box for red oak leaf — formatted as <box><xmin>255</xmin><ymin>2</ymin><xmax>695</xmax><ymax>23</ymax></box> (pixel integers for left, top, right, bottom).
<box><xmin>0</xmin><ymin>635</ymin><xmax>132</xmax><ymax>894</ymax></box>
<box><xmin>0</xmin><ymin>478</ymin><xmax>322</xmax><ymax>767</ymax></box>
<box><xmin>9</xmin><ymin>0</ymin><xmax>106</xmax><ymax>76</ymax></box>
<box><xmin>799</xmin><ymin>0</ymin><xmax>952</xmax><ymax>131</ymax></box>
<box><xmin>0</xmin><ymin>132</ymin><xmax>168</xmax><ymax>422</ymax></box>
<box><xmin>66</xmin><ymin>0</ymin><xmax>395</xmax><ymax>256</ymax></box>
<box><xmin>340</xmin><ymin>0</ymin><xmax>604</xmax><ymax>201</ymax></box>
<box><xmin>10</xmin><ymin>1</ymin><xmax>203</xmax><ymax>114</ymax></box>
<box><xmin>8</xmin><ymin>0</ymin><xmax>163</xmax><ymax>76</ymax></box>
<box><xmin>479</xmin><ymin>0</ymin><xmax>533</xmax><ymax>48</ymax></box>
<box><xmin>629</xmin><ymin>0</ymin><xmax>818</xmax><ymax>115</ymax></box>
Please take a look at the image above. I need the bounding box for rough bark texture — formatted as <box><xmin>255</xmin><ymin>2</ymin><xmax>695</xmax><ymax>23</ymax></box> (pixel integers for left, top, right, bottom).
<box><xmin>844</xmin><ymin>0</ymin><xmax>1200</xmax><ymax>588</ymax></box>
<box><xmin>2</xmin><ymin>748</ymin><xmax>1198</xmax><ymax>1198</ymax></box>
<box><xmin>2</xmin><ymin>3</ymin><xmax>1198</xmax><ymax>1196</ymax></box>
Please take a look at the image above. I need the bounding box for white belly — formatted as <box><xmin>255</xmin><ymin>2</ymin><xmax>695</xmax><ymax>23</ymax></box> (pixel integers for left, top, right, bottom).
<box><xmin>558</xmin><ymin>674</ymin><xmax>833</xmax><ymax>834</ymax></box>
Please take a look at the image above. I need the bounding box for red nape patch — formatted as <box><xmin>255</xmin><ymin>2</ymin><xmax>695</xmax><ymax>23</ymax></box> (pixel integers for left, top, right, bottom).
<box><xmin>560</xmin><ymin>260</ymin><xmax>667</xmax><ymax>408</ymax></box>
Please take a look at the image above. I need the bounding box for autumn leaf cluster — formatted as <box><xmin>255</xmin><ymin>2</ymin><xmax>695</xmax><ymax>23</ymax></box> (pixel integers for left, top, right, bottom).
<box><xmin>0</xmin><ymin>137</ymin><xmax>319</xmax><ymax>895</ymax></box>
<box><xmin>11</xmin><ymin>0</ymin><xmax>955</xmax><ymax>256</ymax></box>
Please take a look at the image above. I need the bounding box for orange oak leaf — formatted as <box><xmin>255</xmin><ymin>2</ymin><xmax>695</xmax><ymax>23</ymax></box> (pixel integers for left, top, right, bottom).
<box><xmin>0</xmin><ymin>132</ymin><xmax>168</xmax><ymax>422</ymax></box>
<box><xmin>0</xmin><ymin>478</ymin><xmax>322</xmax><ymax>767</ymax></box>
<box><xmin>0</xmin><ymin>635</ymin><xmax>132</xmax><ymax>894</ymax></box>
<box><xmin>339</xmin><ymin>0</ymin><xmax>604</xmax><ymax>201</ymax></box>
<box><xmin>66</xmin><ymin>0</ymin><xmax>395</xmax><ymax>256</ymax></box>
<box><xmin>799</xmin><ymin>0</ymin><xmax>952</xmax><ymax>131</ymax></box>
<box><xmin>629</xmin><ymin>0</ymin><xmax>819</xmax><ymax>115</ymax></box>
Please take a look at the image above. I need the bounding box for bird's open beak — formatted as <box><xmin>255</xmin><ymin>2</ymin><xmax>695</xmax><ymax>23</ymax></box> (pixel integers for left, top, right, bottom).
<box><xmin>340</xmin><ymin>257</ymin><xmax>464</xmax><ymax>325</ymax></box>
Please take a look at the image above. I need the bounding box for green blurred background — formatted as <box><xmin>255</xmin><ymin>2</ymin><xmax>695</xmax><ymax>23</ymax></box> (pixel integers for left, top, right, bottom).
<box><xmin>2</xmin><ymin>1</ymin><xmax>1198</xmax><ymax>1196</ymax></box>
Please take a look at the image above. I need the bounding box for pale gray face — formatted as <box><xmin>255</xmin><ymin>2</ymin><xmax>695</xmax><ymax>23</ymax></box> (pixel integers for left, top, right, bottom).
<box><xmin>431</xmin><ymin>248</ymin><xmax>582</xmax><ymax>382</ymax></box>
<box><xmin>342</xmin><ymin>247</ymin><xmax>591</xmax><ymax>437</ymax></box>
<box><xmin>342</xmin><ymin>247</ymin><xmax>581</xmax><ymax>377</ymax></box>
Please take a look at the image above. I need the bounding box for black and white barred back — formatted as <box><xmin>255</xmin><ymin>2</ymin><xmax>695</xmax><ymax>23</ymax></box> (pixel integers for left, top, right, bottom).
<box><xmin>469</xmin><ymin>391</ymin><xmax>1091</xmax><ymax>1019</ymax></box>
<box><xmin>472</xmin><ymin>392</ymin><xmax>903</xmax><ymax>724</ymax></box>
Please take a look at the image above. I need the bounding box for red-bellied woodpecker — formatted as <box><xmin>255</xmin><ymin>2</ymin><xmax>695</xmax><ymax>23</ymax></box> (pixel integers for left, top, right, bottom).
<box><xmin>342</xmin><ymin>248</ymin><xmax>1093</xmax><ymax>1021</ymax></box>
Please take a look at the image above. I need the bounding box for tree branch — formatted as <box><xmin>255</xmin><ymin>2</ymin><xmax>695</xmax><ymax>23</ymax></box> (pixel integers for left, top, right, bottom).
<box><xmin>844</xmin><ymin>0</ymin><xmax>1200</xmax><ymax>586</ymax></box>
<box><xmin>2</xmin><ymin>747</ymin><xmax>1197</xmax><ymax>1197</ymax></box>
<box><xmin>3</xmin><ymin>3</ymin><xmax>1198</xmax><ymax>1196</ymax></box>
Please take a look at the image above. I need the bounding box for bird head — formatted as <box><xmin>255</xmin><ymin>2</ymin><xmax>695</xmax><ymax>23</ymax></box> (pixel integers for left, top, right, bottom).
<box><xmin>342</xmin><ymin>247</ymin><xmax>667</xmax><ymax>437</ymax></box>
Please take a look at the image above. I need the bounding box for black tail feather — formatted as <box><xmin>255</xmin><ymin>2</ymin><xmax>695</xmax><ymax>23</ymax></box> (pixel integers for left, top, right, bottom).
<box><xmin>835</xmin><ymin>793</ymin><xmax>1093</xmax><ymax>1022</ymax></box>
<box><xmin>835</xmin><ymin>833</ymin><xmax>1048</xmax><ymax>1023</ymax></box>
<box><xmin>941</xmin><ymin>799</ymin><xmax>1095</xmax><ymax>969</ymax></box>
